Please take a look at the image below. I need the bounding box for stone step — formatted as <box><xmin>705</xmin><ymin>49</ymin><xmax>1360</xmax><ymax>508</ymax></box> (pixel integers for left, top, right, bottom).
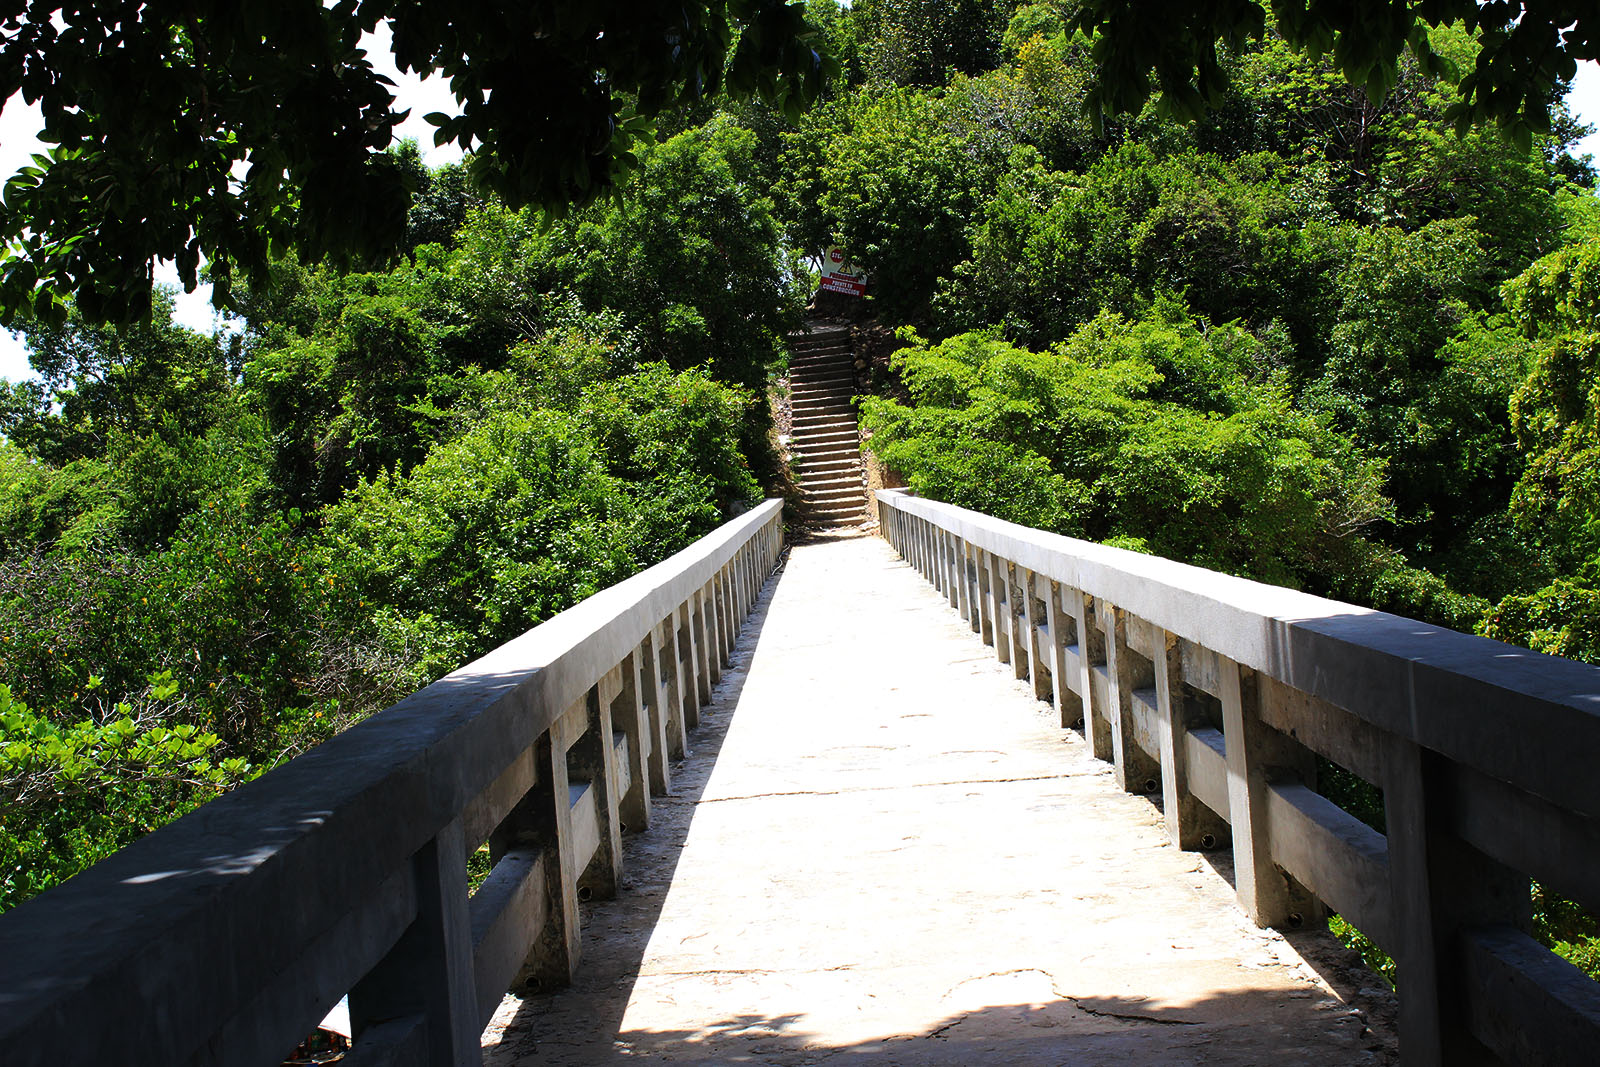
<box><xmin>790</xmin><ymin>352</ymin><xmax>854</xmax><ymax>367</ymax></box>
<box><xmin>796</xmin><ymin>458</ymin><xmax>861</xmax><ymax>476</ymax></box>
<box><xmin>789</xmin><ymin>339</ymin><xmax>851</xmax><ymax>356</ymax></box>
<box><xmin>793</xmin><ymin>369</ymin><xmax>857</xmax><ymax>385</ymax></box>
<box><xmin>791</xmin><ymin>397</ymin><xmax>855</xmax><ymax>413</ymax></box>
<box><xmin>791</xmin><ymin>430</ymin><xmax>859</xmax><ymax>450</ymax></box>
<box><xmin>794</xmin><ymin>425</ymin><xmax>859</xmax><ymax>442</ymax></box>
<box><xmin>803</xmin><ymin>490</ymin><xmax>866</xmax><ymax>508</ymax></box>
<box><xmin>802</xmin><ymin>506</ymin><xmax>865</xmax><ymax>524</ymax></box>
<box><xmin>794</xmin><ymin>421</ymin><xmax>858</xmax><ymax>437</ymax></box>
<box><xmin>791</xmin><ymin>383</ymin><xmax>854</xmax><ymax>398</ymax></box>
<box><xmin>793</xmin><ymin>385</ymin><xmax>855</xmax><ymax>398</ymax></box>
<box><xmin>790</xmin><ymin>441</ymin><xmax>857</xmax><ymax>460</ymax></box>
<box><xmin>793</xmin><ymin>395</ymin><xmax>857</xmax><ymax>412</ymax></box>
<box><xmin>790</xmin><ymin>380</ymin><xmax>855</xmax><ymax>397</ymax></box>
<box><xmin>800</xmin><ymin>475</ymin><xmax>863</xmax><ymax>493</ymax></box>
<box><xmin>793</xmin><ymin>411</ymin><xmax>857</xmax><ymax>428</ymax></box>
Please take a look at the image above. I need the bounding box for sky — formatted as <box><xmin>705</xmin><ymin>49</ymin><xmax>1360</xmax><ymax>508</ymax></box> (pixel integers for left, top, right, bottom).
<box><xmin>0</xmin><ymin>51</ymin><xmax>1598</xmax><ymax>385</ymax></box>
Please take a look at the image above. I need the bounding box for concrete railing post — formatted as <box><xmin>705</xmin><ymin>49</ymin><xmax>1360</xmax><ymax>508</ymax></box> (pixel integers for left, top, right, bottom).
<box><xmin>691</xmin><ymin>584</ymin><xmax>716</xmax><ymax>698</ymax></box>
<box><xmin>1075</xmin><ymin>594</ymin><xmax>1112</xmax><ymax>762</ymax></box>
<box><xmin>953</xmin><ymin>537</ymin><xmax>966</xmax><ymax>620</ymax></box>
<box><xmin>988</xmin><ymin>552</ymin><xmax>1012</xmax><ymax>668</ymax></box>
<box><xmin>682</xmin><ymin>596</ymin><xmax>707</xmax><ymax>730</ymax></box>
<box><xmin>1043</xmin><ymin>579</ymin><xmax>1081</xmax><ymax>729</ymax></box>
<box><xmin>1006</xmin><ymin>563</ymin><xmax>1028</xmax><ymax>683</ymax></box>
<box><xmin>1218</xmin><ymin>658</ymin><xmax>1318</xmax><ymax>928</ymax></box>
<box><xmin>348</xmin><ymin>816</ymin><xmax>480</xmax><ymax>1066</ymax></box>
<box><xmin>1097</xmin><ymin>604</ymin><xmax>1162</xmax><ymax>795</ymax></box>
<box><xmin>716</xmin><ymin>567</ymin><xmax>734</xmax><ymax>663</ymax></box>
<box><xmin>570</xmin><ymin>680</ymin><xmax>625</xmax><ymax>899</ymax></box>
<box><xmin>941</xmin><ymin>529</ymin><xmax>954</xmax><ymax>604</ymax></box>
<box><xmin>612</xmin><ymin>649</ymin><xmax>653</xmax><ymax>833</ymax></box>
<box><xmin>639</xmin><ymin>627</ymin><xmax>675</xmax><ymax>793</ymax></box>
<box><xmin>1152</xmin><ymin>630</ymin><xmax>1229</xmax><ymax>851</ymax></box>
<box><xmin>919</xmin><ymin>517</ymin><xmax>932</xmax><ymax>582</ymax></box>
<box><xmin>974</xmin><ymin>548</ymin><xmax>995</xmax><ymax>645</ymax></box>
<box><xmin>1383</xmin><ymin>739</ymin><xmax>1532</xmax><ymax>1066</ymax></box>
<box><xmin>1021</xmin><ymin>568</ymin><xmax>1053</xmax><ymax>703</ymax></box>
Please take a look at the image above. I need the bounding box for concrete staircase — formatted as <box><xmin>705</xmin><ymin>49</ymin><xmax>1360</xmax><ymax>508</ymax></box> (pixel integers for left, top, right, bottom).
<box><xmin>787</xmin><ymin>327</ymin><xmax>866</xmax><ymax>528</ymax></box>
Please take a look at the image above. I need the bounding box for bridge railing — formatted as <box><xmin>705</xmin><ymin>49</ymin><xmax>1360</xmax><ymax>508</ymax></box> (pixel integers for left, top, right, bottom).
<box><xmin>877</xmin><ymin>488</ymin><xmax>1600</xmax><ymax>1067</ymax></box>
<box><xmin>0</xmin><ymin>500</ymin><xmax>785</xmax><ymax>1067</ymax></box>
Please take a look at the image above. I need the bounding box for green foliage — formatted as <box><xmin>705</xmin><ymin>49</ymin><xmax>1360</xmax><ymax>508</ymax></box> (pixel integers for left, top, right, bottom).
<box><xmin>315</xmin><ymin>362</ymin><xmax>758</xmax><ymax>689</ymax></box>
<box><xmin>1328</xmin><ymin>913</ymin><xmax>1397</xmax><ymax>987</ymax></box>
<box><xmin>1534</xmin><ymin>884</ymin><xmax>1600</xmax><ymax>981</ymax></box>
<box><xmin>851</xmin><ymin>0</ymin><xmax>1011</xmax><ymax>88</ymax></box>
<box><xmin>0</xmin><ymin>502</ymin><xmax>342</xmax><ymax>753</ymax></box>
<box><xmin>0</xmin><ymin>0</ymin><xmax>831</xmax><ymax>326</ymax></box>
<box><xmin>780</xmin><ymin>89</ymin><xmax>990</xmax><ymax>319</ymax></box>
<box><xmin>516</xmin><ymin>123</ymin><xmax>799</xmax><ymax>388</ymax></box>
<box><xmin>1496</xmin><ymin>238</ymin><xmax>1600</xmax><ymax>606</ymax></box>
<box><xmin>937</xmin><ymin>144</ymin><xmax>1345</xmax><ymax>353</ymax></box>
<box><xmin>863</xmin><ymin>324</ymin><xmax>1393</xmax><ymax>586</ymax></box>
<box><xmin>1070</xmin><ymin>0</ymin><xmax>1599</xmax><ymax>152</ymax></box>
<box><xmin>0</xmin><ymin>680</ymin><xmax>254</xmax><ymax>912</ymax></box>
<box><xmin>1482</xmin><ymin>579</ymin><xmax>1600</xmax><ymax>665</ymax></box>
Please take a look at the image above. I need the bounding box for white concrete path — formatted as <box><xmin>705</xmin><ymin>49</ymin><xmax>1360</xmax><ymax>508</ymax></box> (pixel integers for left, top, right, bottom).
<box><xmin>483</xmin><ymin>536</ymin><xmax>1397</xmax><ymax>1065</ymax></box>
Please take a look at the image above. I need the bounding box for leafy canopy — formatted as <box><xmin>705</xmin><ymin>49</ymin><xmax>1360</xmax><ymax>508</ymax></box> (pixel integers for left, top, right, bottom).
<box><xmin>0</xmin><ymin>0</ymin><xmax>832</xmax><ymax>325</ymax></box>
<box><xmin>1072</xmin><ymin>0</ymin><xmax>1599</xmax><ymax>150</ymax></box>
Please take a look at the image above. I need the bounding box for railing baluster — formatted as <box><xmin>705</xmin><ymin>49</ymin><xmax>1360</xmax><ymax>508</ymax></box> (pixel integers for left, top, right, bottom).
<box><xmin>1152</xmin><ymin>629</ymin><xmax>1228</xmax><ymax>851</ymax></box>
<box><xmin>1075</xmin><ymin>593</ymin><xmax>1112</xmax><ymax>762</ymax></box>
<box><xmin>612</xmin><ymin>649</ymin><xmax>653</xmax><ymax>832</ymax></box>
<box><xmin>988</xmin><ymin>552</ymin><xmax>1012</xmax><ymax>666</ymax></box>
<box><xmin>571</xmin><ymin>678</ymin><xmax>625</xmax><ymax>898</ymax></box>
<box><xmin>349</xmin><ymin>817</ymin><xmax>479</xmax><ymax>1066</ymax></box>
<box><xmin>1097</xmin><ymin>604</ymin><xmax>1162</xmax><ymax>794</ymax></box>
<box><xmin>1218</xmin><ymin>657</ymin><xmax>1318</xmax><ymax>928</ymax></box>
<box><xmin>1382</xmin><ymin>738</ymin><xmax>1533</xmax><ymax>1066</ymax></box>
<box><xmin>1008</xmin><ymin>561</ymin><xmax>1028</xmax><ymax>682</ymax></box>
<box><xmin>689</xmin><ymin>587</ymin><xmax>714</xmax><ymax>711</ymax></box>
<box><xmin>954</xmin><ymin>536</ymin><xmax>972</xmax><ymax>621</ymax></box>
<box><xmin>639</xmin><ymin>627</ymin><xmax>673</xmax><ymax>795</ymax></box>
<box><xmin>1044</xmin><ymin>580</ymin><xmax>1083</xmax><ymax>729</ymax></box>
<box><xmin>1022</xmin><ymin>568</ymin><xmax>1052</xmax><ymax>702</ymax></box>
<box><xmin>973</xmin><ymin>548</ymin><xmax>994</xmax><ymax>646</ymax></box>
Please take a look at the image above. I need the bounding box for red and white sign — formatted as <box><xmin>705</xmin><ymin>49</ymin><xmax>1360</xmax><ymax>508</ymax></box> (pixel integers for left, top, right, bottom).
<box><xmin>819</xmin><ymin>245</ymin><xmax>866</xmax><ymax>297</ymax></box>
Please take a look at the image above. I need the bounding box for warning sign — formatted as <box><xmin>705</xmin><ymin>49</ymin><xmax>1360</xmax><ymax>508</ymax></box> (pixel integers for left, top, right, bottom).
<box><xmin>819</xmin><ymin>246</ymin><xmax>866</xmax><ymax>297</ymax></box>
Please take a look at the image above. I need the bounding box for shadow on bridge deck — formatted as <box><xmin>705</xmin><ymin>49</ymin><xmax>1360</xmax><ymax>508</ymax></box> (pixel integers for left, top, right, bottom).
<box><xmin>481</xmin><ymin>537</ymin><xmax>1397</xmax><ymax>1066</ymax></box>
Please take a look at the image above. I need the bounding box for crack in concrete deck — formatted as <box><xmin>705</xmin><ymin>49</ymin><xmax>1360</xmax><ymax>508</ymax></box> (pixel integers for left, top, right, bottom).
<box><xmin>482</xmin><ymin>536</ymin><xmax>1398</xmax><ymax>1065</ymax></box>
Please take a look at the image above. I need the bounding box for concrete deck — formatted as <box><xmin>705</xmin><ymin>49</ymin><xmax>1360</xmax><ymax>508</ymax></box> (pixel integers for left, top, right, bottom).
<box><xmin>482</xmin><ymin>536</ymin><xmax>1398</xmax><ymax>1065</ymax></box>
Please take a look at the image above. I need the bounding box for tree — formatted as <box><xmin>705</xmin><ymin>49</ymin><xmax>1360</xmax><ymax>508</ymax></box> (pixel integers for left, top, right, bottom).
<box><xmin>0</xmin><ymin>0</ymin><xmax>831</xmax><ymax>325</ymax></box>
<box><xmin>1071</xmin><ymin>0</ymin><xmax>1598</xmax><ymax>149</ymax></box>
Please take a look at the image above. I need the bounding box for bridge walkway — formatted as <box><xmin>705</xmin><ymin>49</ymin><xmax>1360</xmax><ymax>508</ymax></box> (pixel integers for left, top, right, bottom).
<box><xmin>482</xmin><ymin>535</ymin><xmax>1397</xmax><ymax>1065</ymax></box>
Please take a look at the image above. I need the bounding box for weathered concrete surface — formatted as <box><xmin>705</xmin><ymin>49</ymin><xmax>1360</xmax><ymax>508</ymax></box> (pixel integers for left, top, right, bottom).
<box><xmin>483</xmin><ymin>536</ymin><xmax>1397</xmax><ymax>1065</ymax></box>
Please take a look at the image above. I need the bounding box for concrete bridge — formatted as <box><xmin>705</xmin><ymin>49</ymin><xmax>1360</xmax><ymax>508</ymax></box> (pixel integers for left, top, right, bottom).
<box><xmin>2</xmin><ymin>494</ymin><xmax>1598</xmax><ymax>1065</ymax></box>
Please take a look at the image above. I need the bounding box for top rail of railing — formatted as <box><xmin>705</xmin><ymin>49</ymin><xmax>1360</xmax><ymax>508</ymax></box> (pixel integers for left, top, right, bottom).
<box><xmin>0</xmin><ymin>499</ymin><xmax>786</xmax><ymax>1067</ymax></box>
<box><xmin>876</xmin><ymin>488</ymin><xmax>1600</xmax><ymax>1067</ymax></box>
